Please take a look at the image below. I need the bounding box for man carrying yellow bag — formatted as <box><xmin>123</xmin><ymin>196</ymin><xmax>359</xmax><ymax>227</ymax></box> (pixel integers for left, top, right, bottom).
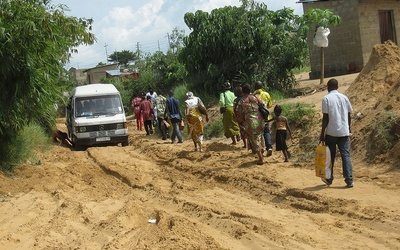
<box><xmin>315</xmin><ymin>143</ymin><xmax>332</xmax><ymax>179</ymax></box>
<box><xmin>319</xmin><ymin>79</ymin><xmax>354</xmax><ymax>188</ymax></box>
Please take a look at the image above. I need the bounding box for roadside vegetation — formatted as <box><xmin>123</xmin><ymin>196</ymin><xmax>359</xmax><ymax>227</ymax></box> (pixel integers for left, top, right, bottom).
<box><xmin>0</xmin><ymin>124</ymin><xmax>50</xmax><ymax>173</ymax></box>
<box><xmin>365</xmin><ymin>111</ymin><xmax>399</xmax><ymax>161</ymax></box>
<box><xmin>0</xmin><ymin>0</ymin><xmax>95</xmax><ymax>171</ymax></box>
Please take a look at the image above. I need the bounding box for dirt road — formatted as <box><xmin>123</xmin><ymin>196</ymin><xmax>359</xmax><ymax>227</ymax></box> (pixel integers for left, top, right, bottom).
<box><xmin>1</xmin><ymin>73</ymin><xmax>400</xmax><ymax>249</ymax></box>
<box><xmin>1</xmin><ymin>121</ymin><xmax>400</xmax><ymax>248</ymax></box>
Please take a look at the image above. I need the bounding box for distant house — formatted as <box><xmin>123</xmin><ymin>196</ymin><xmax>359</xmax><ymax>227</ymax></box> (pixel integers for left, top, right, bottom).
<box><xmin>68</xmin><ymin>67</ymin><xmax>88</xmax><ymax>84</ymax></box>
<box><xmin>105</xmin><ymin>68</ymin><xmax>140</xmax><ymax>81</ymax></box>
<box><xmin>300</xmin><ymin>0</ymin><xmax>400</xmax><ymax>79</ymax></box>
<box><xmin>83</xmin><ymin>63</ymin><xmax>119</xmax><ymax>84</ymax></box>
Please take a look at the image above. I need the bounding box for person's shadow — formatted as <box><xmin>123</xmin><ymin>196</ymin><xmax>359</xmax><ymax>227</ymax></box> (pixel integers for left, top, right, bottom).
<box><xmin>303</xmin><ymin>185</ymin><xmax>349</xmax><ymax>191</ymax></box>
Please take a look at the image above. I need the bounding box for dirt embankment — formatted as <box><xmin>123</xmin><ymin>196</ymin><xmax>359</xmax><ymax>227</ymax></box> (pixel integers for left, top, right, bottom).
<box><xmin>346</xmin><ymin>40</ymin><xmax>400</xmax><ymax>166</ymax></box>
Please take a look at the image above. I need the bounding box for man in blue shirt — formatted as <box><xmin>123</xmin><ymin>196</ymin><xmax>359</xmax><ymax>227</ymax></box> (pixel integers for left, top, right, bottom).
<box><xmin>164</xmin><ymin>90</ymin><xmax>183</xmax><ymax>144</ymax></box>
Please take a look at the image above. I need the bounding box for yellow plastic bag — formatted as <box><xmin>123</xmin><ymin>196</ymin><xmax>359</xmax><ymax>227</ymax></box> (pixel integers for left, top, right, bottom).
<box><xmin>315</xmin><ymin>144</ymin><xmax>332</xmax><ymax>179</ymax></box>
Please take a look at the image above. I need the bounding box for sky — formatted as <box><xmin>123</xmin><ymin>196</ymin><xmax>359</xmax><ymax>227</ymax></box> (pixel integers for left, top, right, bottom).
<box><xmin>52</xmin><ymin>0</ymin><xmax>304</xmax><ymax>69</ymax></box>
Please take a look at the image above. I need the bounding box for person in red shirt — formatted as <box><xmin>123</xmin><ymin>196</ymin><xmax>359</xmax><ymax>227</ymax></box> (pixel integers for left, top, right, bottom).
<box><xmin>140</xmin><ymin>95</ymin><xmax>153</xmax><ymax>135</ymax></box>
<box><xmin>131</xmin><ymin>93</ymin><xmax>143</xmax><ymax>131</ymax></box>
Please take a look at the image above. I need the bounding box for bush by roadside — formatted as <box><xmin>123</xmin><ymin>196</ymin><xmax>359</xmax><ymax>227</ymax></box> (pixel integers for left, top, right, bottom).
<box><xmin>1</xmin><ymin>124</ymin><xmax>49</xmax><ymax>173</ymax></box>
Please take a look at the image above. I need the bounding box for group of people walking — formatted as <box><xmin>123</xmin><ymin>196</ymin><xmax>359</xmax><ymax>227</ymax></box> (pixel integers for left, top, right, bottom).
<box><xmin>132</xmin><ymin>80</ymin><xmax>293</xmax><ymax>166</ymax></box>
<box><xmin>219</xmin><ymin>80</ymin><xmax>292</xmax><ymax>165</ymax></box>
<box><xmin>132</xmin><ymin>87</ymin><xmax>208</xmax><ymax>149</ymax></box>
<box><xmin>131</xmin><ymin>78</ymin><xmax>354</xmax><ymax>187</ymax></box>
<box><xmin>131</xmin><ymin>87</ymin><xmax>158</xmax><ymax>136</ymax></box>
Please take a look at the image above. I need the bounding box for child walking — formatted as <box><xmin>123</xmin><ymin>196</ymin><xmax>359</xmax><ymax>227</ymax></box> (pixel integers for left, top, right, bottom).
<box><xmin>273</xmin><ymin>105</ymin><xmax>292</xmax><ymax>162</ymax></box>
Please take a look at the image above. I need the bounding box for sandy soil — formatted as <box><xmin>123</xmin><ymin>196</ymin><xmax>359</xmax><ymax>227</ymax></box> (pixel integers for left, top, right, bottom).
<box><xmin>1</xmin><ymin>70</ymin><xmax>400</xmax><ymax>249</ymax></box>
<box><xmin>1</xmin><ymin>41</ymin><xmax>400</xmax><ymax>249</ymax></box>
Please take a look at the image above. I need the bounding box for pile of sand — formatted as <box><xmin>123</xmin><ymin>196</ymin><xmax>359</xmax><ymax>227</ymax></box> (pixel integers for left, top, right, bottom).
<box><xmin>346</xmin><ymin>40</ymin><xmax>400</xmax><ymax>166</ymax></box>
<box><xmin>347</xmin><ymin>40</ymin><xmax>400</xmax><ymax>105</ymax></box>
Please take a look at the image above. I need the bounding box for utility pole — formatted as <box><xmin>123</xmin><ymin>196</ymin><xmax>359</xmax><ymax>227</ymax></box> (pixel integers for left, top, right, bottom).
<box><xmin>158</xmin><ymin>40</ymin><xmax>160</xmax><ymax>51</ymax></box>
<box><xmin>166</xmin><ymin>33</ymin><xmax>171</xmax><ymax>52</ymax></box>
<box><xmin>104</xmin><ymin>43</ymin><xmax>108</xmax><ymax>64</ymax></box>
<box><xmin>136</xmin><ymin>42</ymin><xmax>140</xmax><ymax>59</ymax></box>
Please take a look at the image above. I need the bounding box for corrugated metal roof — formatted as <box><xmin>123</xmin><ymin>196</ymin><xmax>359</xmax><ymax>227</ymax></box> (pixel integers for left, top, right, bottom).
<box><xmin>105</xmin><ymin>70</ymin><xmax>122</xmax><ymax>76</ymax></box>
<box><xmin>105</xmin><ymin>70</ymin><xmax>132</xmax><ymax>76</ymax></box>
<box><xmin>298</xmin><ymin>0</ymin><xmax>330</xmax><ymax>3</ymax></box>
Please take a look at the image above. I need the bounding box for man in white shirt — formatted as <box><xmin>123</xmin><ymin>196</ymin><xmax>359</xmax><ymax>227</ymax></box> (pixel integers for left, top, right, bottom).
<box><xmin>320</xmin><ymin>78</ymin><xmax>354</xmax><ymax>188</ymax></box>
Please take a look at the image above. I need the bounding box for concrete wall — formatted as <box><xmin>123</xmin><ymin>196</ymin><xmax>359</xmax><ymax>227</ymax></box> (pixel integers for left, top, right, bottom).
<box><xmin>358</xmin><ymin>0</ymin><xmax>400</xmax><ymax>65</ymax></box>
<box><xmin>69</xmin><ymin>68</ymin><xmax>88</xmax><ymax>84</ymax></box>
<box><xmin>303</xmin><ymin>0</ymin><xmax>363</xmax><ymax>79</ymax></box>
<box><xmin>84</xmin><ymin>64</ymin><xmax>118</xmax><ymax>84</ymax></box>
<box><xmin>302</xmin><ymin>0</ymin><xmax>400</xmax><ymax>79</ymax></box>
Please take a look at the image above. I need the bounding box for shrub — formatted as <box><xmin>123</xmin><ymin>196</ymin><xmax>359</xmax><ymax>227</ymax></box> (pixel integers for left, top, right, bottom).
<box><xmin>272</xmin><ymin>103</ymin><xmax>318</xmax><ymax>162</ymax></box>
<box><xmin>270</xmin><ymin>90</ymin><xmax>289</xmax><ymax>102</ymax></box>
<box><xmin>292</xmin><ymin>64</ymin><xmax>311</xmax><ymax>75</ymax></box>
<box><xmin>279</xmin><ymin>102</ymin><xmax>317</xmax><ymax>130</ymax></box>
<box><xmin>366</xmin><ymin>111</ymin><xmax>399</xmax><ymax>160</ymax></box>
<box><xmin>204</xmin><ymin>119</ymin><xmax>224</xmax><ymax>140</ymax></box>
<box><xmin>173</xmin><ymin>84</ymin><xmax>188</xmax><ymax>103</ymax></box>
<box><xmin>1</xmin><ymin>123</ymin><xmax>49</xmax><ymax>172</ymax></box>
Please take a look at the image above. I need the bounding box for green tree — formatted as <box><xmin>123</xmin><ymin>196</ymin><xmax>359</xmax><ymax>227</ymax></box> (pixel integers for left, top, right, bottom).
<box><xmin>180</xmin><ymin>0</ymin><xmax>308</xmax><ymax>94</ymax></box>
<box><xmin>169</xmin><ymin>27</ymin><xmax>185</xmax><ymax>53</ymax></box>
<box><xmin>123</xmin><ymin>27</ymin><xmax>187</xmax><ymax>100</ymax></box>
<box><xmin>0</xmin><ymin>0</ymin><xmax>95</xmax><ymax>167</ymax></box>
<box><xmin>108</xmin><ymin>50</ymin><xmax>137</xmax><ymax>67</ymax></box>
<box><xmin>125</xmin><ymin>50</ymin><xmax>187</xmax><ymax>99</ymax></box>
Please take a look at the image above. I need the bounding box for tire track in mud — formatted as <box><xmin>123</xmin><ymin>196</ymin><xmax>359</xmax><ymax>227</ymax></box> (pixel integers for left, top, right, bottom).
<box><xmin>84</xmin><ymin>145</ymin><xmax>294</xmax><ymax>249</ymax></box>
<box><xmin>128</xmin><ymin>135</ymin><xmax>393</xmax><ymax>223</ymax></box>
<box><xmin>84</xmin><ymin>146</ymin><xmax>231</xmax><ymax>249</ymax></box>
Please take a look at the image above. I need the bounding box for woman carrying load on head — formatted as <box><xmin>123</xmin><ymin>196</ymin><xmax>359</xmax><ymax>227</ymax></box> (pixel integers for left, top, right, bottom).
<box><xmin>185</xmin><ymin>91</ymin><xmax>209</xmax><ymax>152</ymax></box>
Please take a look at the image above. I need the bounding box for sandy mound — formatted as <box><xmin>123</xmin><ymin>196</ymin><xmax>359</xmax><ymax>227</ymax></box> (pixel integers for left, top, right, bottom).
<box><xmin>347</xmin><ymin>40</ymin><xmax>400</xmax><ymax>104</ymax></box>
<box><xmin>346</xmin><ymin>41</ymin><xmax>400</xmax><ymax>166</ymax></box>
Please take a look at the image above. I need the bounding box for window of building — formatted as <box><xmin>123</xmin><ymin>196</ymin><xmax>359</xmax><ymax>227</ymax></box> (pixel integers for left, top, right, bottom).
<box><xmin>379</xmin><ymin>10</ymin><xmax>397</xmax><ymax>44</ymax></box>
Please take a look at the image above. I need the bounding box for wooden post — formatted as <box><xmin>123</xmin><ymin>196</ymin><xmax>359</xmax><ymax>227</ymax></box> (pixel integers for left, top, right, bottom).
<box><xmin>320</xmin><ymin>47</ymin><xmax>324</xmax><ymax>84</ymax></box>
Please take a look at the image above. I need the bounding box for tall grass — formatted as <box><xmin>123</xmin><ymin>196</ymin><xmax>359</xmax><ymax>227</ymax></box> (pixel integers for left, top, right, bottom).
<box><xmin>273</xmin><ymin>102</ymin><xmax>319</xmax><ymax>162</ymax></box>
<box><xmin>292</xmin><ymin>64</ymin><xmax>311</xmax><ymax>75</ymax></box>
<box><xmin>173</xmin><ymin>84</ymin><xmax>188</xmax><ymax>103</ymax></box>
<box><xmin>203</xmin><ymin>119</ymin><xmax>224</xmax><ymax>139</ymax></box>
<box><xmin>269</xmin><ymin>90</ymin><xmax>288</xmax><ymax>102</ymax></box>
<box><xmin>1</xmin><ymin>123</ymin><xmax>50</xmax><ymax>172</ymax></box>
<box><xmin>366</xmin><ymin>111</ymin><xmax>399</xmax><ymax>161</ymax></box>
<box><xmin>280</xmin><ymin>102</ymin><xmax>317</xmax><ymax>130</ymax></box>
